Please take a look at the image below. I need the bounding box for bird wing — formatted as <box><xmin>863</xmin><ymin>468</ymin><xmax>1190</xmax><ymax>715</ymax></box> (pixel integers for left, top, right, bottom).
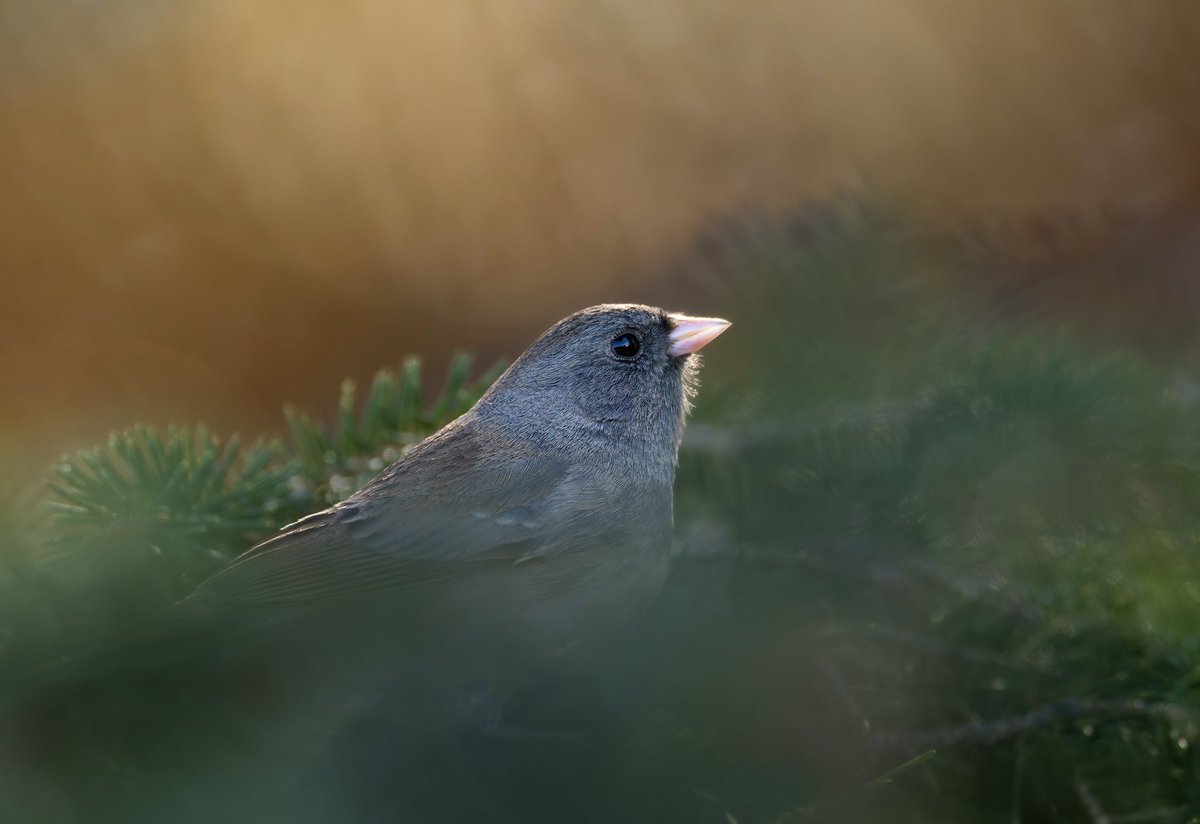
<box><xmin>189</xmin><ymin>422</ymin><xmax>572</xmax><ymax>609</ymax></box>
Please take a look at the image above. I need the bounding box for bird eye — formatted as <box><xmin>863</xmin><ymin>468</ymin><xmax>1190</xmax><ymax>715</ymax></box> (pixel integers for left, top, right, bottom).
<box><xmin>609</xmin><ymin>332</ymin><xmax>641</xmax><ymax>359</ymax></box>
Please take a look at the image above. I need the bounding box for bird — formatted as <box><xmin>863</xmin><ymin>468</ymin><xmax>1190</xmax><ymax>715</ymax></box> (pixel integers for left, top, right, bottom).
<box><xmin>184</xmin><ymin>303</ymin><xmax>730</xmax><ymax>702</ymax></box>
<box><xmin>2</xmin><ymin>304</ymin><xmax>730</xmax><ymax>822</ymax></box>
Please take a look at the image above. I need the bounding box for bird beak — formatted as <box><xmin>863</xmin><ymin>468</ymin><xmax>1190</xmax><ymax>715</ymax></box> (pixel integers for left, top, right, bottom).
<box><xmin>668</xmin><ymin>314</ymin><xmax>731</xmax><ymax>357</ymax></box>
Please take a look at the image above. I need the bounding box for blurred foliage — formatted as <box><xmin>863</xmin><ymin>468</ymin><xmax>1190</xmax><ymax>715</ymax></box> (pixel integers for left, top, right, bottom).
<box><xmin>668</xmin><ymin>216</ymin><xmax>1200</xmax><ymax>822</ymax></box>
<box><xmin>5</xmin><ymin>217</ymin><xmax>1200</xmax><ymax>821</ymax></box>
<box><xmin>0</xmin><ymin>355</ymin><xmax>501</xmax><ymax>671</ymax></box>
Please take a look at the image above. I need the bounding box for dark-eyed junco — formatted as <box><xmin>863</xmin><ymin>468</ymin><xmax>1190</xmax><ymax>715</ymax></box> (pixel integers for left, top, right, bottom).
<box><xmin>2</xmin><ymin>305</ymin><xmax>729</xmax><ymax>821</ymax></box>
<box><xmin>189</xmin><ymin>304</ymin><xmax>729</xmax><ymax>675</ymax></box>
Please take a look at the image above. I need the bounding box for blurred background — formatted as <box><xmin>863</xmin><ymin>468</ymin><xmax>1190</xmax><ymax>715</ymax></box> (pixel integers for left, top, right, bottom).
<box><xmin>4</xmin><ymin>1</ymin><xmax>1200</xmax><ymax>822</ymax></box>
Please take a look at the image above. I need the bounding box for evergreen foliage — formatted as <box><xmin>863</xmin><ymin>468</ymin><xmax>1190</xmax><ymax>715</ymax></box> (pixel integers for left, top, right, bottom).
<box><xmin>48</xmin><ymin>427</ymin><xmax>294</xmax><ymax>588</ymax></box>
<box><xmin>284</xmin><ymin>353</ymin><xmax>505</xmax><ymax>503</ymax></box>
<box><xmin>0</xmin><ymin>355</ymin><xmax>504</xmax><ymax>668</ymax></box>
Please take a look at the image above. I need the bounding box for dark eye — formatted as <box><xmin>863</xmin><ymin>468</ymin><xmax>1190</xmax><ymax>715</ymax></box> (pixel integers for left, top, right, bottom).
<box><xmin>610</xmin><ymin>332</ymin><xmax>641</xmax><ymax>359</ymax></box>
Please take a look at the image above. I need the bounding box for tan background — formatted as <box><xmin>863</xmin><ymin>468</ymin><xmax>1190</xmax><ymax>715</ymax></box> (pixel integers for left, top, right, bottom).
<box><xmin>2</xmin><ymin>0</ymin><xmax>1198</xmax><ymax>466</ymax></box>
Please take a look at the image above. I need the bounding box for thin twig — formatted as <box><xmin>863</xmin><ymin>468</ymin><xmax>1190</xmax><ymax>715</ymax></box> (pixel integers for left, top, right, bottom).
<box><xmin>1075</xmin><ymin>774</ymin><xmax>1111</xmax><ymax>824</ymax></box>
<box><xmin>872</xmin><ymin>698</ymin><xmax>1183</xmax><ymax>753</ymax></box>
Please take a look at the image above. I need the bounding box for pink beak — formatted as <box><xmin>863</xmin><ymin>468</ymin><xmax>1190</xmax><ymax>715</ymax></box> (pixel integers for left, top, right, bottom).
<box><xmin>668</xmin><ymin>314</ymin><xmax>732</xmax><ymax>357</ymax></box>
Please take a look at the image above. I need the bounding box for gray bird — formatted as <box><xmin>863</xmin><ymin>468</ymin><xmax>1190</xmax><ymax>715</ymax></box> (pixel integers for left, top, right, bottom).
<box><xmin>2</xmin><ymin>306</ymin><xmax>729</xmax><ymax>821</ymax></box>
<box><xmin>188</xmin><ymin>304</ymin><xmax>729</xmax><ymax>701</ymax></box>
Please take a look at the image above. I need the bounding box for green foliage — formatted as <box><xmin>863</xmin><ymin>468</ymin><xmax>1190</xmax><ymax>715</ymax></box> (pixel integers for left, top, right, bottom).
<box><xmin>285</xmin><ymin>353</ymin><xmax>505</xmax><ymax>503</ymax></box>
<box><xmin>42</xmin><ymin>354</ymin><xmax>504</xmax><ymax>557</ymax></box>
<box><xmin>669</xmin><ymin>218</ymin><xmax>1200</xmax><ymax>821</ymax></box>
<box><xmin>48</xmin><ymin>426</ymin><xmax>294</xmax><ymax>581</ymax></box>
<box><xmin>0</xmin><ymin>356</ymin><xmax>504</xmax><ymax>667</ymax></box>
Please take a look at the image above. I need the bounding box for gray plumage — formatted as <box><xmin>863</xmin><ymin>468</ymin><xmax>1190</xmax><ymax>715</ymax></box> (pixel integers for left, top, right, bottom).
<box><xmin>187</xmin><ymin>304</ymin><xmax>725</xmax><ymax>683</ymax></box>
